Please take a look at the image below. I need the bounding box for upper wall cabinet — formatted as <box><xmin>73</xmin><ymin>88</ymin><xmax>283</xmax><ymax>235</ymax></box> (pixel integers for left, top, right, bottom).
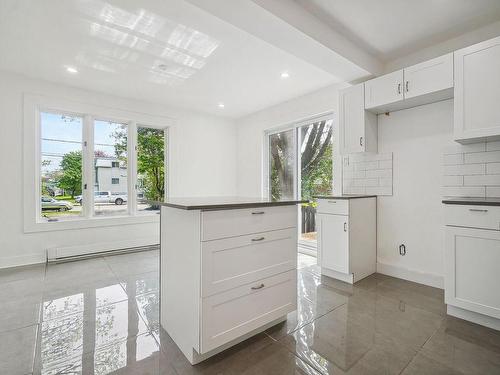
<box><xmin>340</xmin><ymin>84</ymin><xmax>377</xmax><ymax>154</ymax></box>
<box><xmin>364</xmin><ymin>70</ymin><xmax>404</xmax><ymax>110</ymax></box>
<box><xmin>364</xmin><ymin>53</ymin><xmax>454</xmax><ymax>114</ymax></box>
<box><xmin>454</xmin><ymin>36</ymin><xmax>500</xmax><ymax>143</ymax></box>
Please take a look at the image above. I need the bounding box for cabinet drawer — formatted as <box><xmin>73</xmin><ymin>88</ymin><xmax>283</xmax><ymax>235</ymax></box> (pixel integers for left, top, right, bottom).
<box><xmin>445</xmin><ymin>205</ymin><xmax>500</xmax><ymax>230</ymax></box>
<box><xmin>201</xmin><ymin>228</ymin><xmax>296</xmax><ymax>296</ymax></box>
<box><xmin>317</xmin><ymin>199</ymin><xmax>349</xmax><ymax>215</ymax></box>
<box><xmin>200</xmin><ymin>270</ymin><xmax>296</xmax><ymax>353</ymax></box>
<box><xmin>201</xmin><ymin>206</ymin><xmax>297</xmax><ymax>241</ymax></box>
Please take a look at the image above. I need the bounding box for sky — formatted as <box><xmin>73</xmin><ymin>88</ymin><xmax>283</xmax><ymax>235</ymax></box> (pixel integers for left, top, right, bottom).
<box><xmin>41</xmin><ymin>112</ymin><xmax>127</xmax><ymax>174</ymax></box>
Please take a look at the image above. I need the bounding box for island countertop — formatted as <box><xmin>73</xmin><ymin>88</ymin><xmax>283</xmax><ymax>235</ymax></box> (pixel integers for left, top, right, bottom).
<box><xmin>149</xmin><ymin>196</ymin><xmax>308</xmax><ymax>210</ymax></box>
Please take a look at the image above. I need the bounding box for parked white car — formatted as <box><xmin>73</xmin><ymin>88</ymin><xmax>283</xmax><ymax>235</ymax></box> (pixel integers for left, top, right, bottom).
<box><xmin>75</xmin><ymin>191</ymin><xmax>128</xmax><ymax>205</ymax></box>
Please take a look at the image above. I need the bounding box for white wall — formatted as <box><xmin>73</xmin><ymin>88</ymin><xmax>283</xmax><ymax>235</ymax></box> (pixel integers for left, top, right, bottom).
<box><xmin>0</xmin><ymin>71</ymin><xmax>237</xmax><ymax>268</ymax></box>
<box><xmin>236</xmin><ymin>83</ymin><xmax>347</xmax><ymax>197</ymax></box>
<box><xmin>376</xmin><ymin>99</ymin><xmax>456</xmax><ymax>288</ymax></box>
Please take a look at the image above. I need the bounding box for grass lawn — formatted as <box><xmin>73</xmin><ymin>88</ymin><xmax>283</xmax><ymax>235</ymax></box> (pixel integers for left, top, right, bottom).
<box><xmin>54</xmin><ymin>195</ymin><xmax>77</xmax><ymax>204</ymax></box>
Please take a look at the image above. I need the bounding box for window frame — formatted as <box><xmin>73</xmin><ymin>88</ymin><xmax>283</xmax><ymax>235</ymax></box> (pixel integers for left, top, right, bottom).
<box><xmin>24</xmin><ymin>94</ymin><xmax>173</xmax><ymax>233</ymax></box>
<box><xmin>262</xmin><ymin>112</ymin><xmax>341</xmax><ymax>200</ymax></box>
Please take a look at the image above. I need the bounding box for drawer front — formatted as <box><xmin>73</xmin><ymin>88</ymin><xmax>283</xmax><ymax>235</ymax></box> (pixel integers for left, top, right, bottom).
<box><xmin>200</xmin><ymin>270</ymin><xmax>296</xmax><ymax>353</ymax></box>
<box><xmin>202</xmin><ymin>205</ymin><xmax>297</xmax><ymax>241</ymax></box>
<box><xmin>445</xmin><ymin>205</ymin><xmax>500</xmax><ymax>230</ymax></box>
<box><xmin>202</xmin><ymin>228</ymin><xmax>296</xmax><ymax>296</ymax></box>
<box><xmin>317</xmin><ymin>199</ymin><xmax>349</xmax><ymax>215</ymax></box>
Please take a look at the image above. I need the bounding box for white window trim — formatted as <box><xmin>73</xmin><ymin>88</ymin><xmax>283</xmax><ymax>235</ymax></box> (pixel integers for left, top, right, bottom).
<box><xmin>23</xmin><ymin>93</ymin><xmax>174</xmax><ymax>233</ymax></box>
<box><xmin>262</xmin><ymin>111</ymin><xmax>342</xmax><ymax>199</ymax></box>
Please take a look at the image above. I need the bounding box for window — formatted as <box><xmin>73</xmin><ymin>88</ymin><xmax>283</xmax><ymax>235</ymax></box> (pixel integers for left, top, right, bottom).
<box><xmin>30</xmin><ymin>104</ymin><xmax>170</xmax><ymax>228</ymax></box>
<box><xmin>40</xmin><ymin>112</ymin><xmax>84</xmax><ymax>221</ymax></box>
<box><xmin>93</xmin><ymin>120</ymin><xmax>128</xmax><ymax>217</ymax></box>
<box><xmin>136</xmin><ymin>126</ymin><xmax>166</xmax><ymax>213</ymax></box>
<box><xmin>266</xmin><ymin>116</ymin><xmax>335</xmax><ymax>250</ymax></box>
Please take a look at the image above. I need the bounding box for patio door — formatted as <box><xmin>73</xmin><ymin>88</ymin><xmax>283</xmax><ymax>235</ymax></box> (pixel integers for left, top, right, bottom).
<box><xmin>267</xmin><ymin>116</ymin><xmax>334</xmax><ymax>254</ymax></box>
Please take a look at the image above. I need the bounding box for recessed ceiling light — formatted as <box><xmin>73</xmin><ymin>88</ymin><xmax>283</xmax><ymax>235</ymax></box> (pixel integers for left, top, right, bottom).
<box><xmin>218</xmin><ymin>103</ymin><xmax>225</xmax><ymax>108</ymax></box>
<box><xmin>280</xmin><ymin>71</ymin><xmax>290</xmax><ymax>79</ymax></box>
<box><xmin>66</xmin><ymin>66</ymin><xmax>78</xmax><ymax>74</ymax></box>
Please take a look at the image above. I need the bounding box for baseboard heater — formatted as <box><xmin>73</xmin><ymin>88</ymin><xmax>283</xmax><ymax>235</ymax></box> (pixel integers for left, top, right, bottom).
<box><xmin>46</xmin><ymin>240</ymin><xmax>159</xmax><ymax>264</ymax></box>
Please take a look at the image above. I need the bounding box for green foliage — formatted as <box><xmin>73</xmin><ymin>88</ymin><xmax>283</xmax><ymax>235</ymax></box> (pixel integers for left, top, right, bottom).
<box><xmin>137</xmin><ymin>128</ymin><xmax>165</xmax><ymax>201</ymax></box>
<box><xmin>57</xmin><ymin>151</ymin><xmax>82</xmax><ymax>197</ymax></box>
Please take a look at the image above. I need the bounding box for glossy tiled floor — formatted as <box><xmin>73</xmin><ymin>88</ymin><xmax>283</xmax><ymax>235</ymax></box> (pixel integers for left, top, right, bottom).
<box><xmin>1</xmin><ymin>251</ymin><xmax>500</xmax><ymax>374</ymax></box>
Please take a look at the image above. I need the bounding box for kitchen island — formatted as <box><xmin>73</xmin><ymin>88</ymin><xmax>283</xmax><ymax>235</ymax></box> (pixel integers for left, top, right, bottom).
<box><xmin>157</xmin><ymin>197</ymin><xmax>305</xmax><ymax>364</ymax></box>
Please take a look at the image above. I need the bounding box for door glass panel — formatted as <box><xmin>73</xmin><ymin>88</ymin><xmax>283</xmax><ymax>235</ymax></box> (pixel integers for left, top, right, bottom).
<box><xmin>136</xmin><ymin>127</ymin><xmax>166</xmax><ymax>213</ymax></box>
<box><xmin>93</xmin><ymin>120</ymin><xmax>128</xmax><ymax>216</ymax></box>
<box><xmin>299</xmin><ymin>119</ymin><xmax>334</xmax><ymax>243</ymax></box>
<box><xmin>269</xmin><ymin>129</ymin><xmax>295</xmax><ymax>201</ymax></box>
<box><xmin>40</xmin><ymin>112</ymin><xmax>83</xmax><ymax>221</ymax></box>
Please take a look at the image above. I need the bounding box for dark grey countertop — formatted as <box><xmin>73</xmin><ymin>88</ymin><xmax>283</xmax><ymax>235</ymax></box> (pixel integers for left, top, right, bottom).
<box><xmin>314</xmin><ymin>195</ymin><xmax>377</xmax><ymax>200</ymax></box>
<box><xmin>442</xmin><ymin>197</ymin><xmax>500</xmax><ymax>206</ymax></box>
<box><xmin>146</xmin><ymin>197</ymin><xmax>308</xmax><ymax>210</ymax></box>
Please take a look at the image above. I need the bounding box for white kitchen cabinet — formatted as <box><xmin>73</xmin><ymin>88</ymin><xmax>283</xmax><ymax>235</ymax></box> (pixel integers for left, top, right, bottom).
<box><xmin>404</xmin><ymin>53</ymin><xmax>453</xmax><ymax>100</ymax></box>
<box><xmin>364</xmin><ymin>54</ymin><xmax>453</xmax><ymax>114</ymax></box>
<box><xmin>364</xmin><ymin>70</ymin><xmax>404</xmax><ymax>110</ymax></box>
<box><xmin>317</xmin><ymin>196</ymin><xmax>376</xmax><ymax>284</ymax></box>
<box><xmin>160</xmin><ymin>202</ymin><xmax>299</xmax><ymax>364</ymax></box>
<box><xmin>444</xmin><ymin>202</ymin><xmax>500</xmax><ymax>331</ymax></box>
<box><xmin>339</xmin><ymin>84</ymin><xmax>377</xmax><ymax>154</ymax></box>
<box><xmin>454</xmin><ymin>36</ymin><xmax>500</xmax><ymax>143</ymax></box>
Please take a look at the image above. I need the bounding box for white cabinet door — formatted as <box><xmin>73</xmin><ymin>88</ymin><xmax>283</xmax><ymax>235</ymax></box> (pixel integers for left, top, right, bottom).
<box><xmin>340</xmin><ymin>84</ymin><xmax>365</xmax><ymax>154</ymax></box>
<box><xmin>404</xmin><ymin>53</ymin><xmax>453</xmax><ymax>99</ymax></box>
<box><xmin>445</xmin><ymin>226</ymin><xmax>500</xmax><ymax>319</ymax></box>
<box><xmin>340</xmin><ymin>84</ymin><xmax>377</xmax><ymax>154</ymax></box>
<box><xmin>364</xmin><ymin>70</ymin><xmax>404</xmax><ymax>110</ymax></box>
<box><xmin>454</xmin><ymin>36</ymin><xmax>500</xmax><ymax>142</ymax></box>
<box><xmin>318</xmin><ymin>213</ymin><xmax>349</xmax><ymax>274</ymax></box>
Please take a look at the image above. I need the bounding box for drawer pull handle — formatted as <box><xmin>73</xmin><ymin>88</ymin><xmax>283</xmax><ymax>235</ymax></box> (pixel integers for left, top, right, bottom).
<box><xmin>328</xmin><ymin>201</ymin><xmax>337</xmax><ymax>204</ymax></box>
<box><xmin>469</xmin><ymin>209</ymin><xmax>488</xmax><ymax>212</ymax></box>
<box><xmin>251</xmin><ymin>283</ymin><xmax>265</xmax><ymax>290</ymax></box>
<box><xmin>344</xmin><ymin>222</ymin><xmax>347</xmax><ymax>232</ymax></box>
<box><xmin>251</xmin><ymin>237</ymin><xmax>265</xmax><ymax>242</ymax></box>
<box><xmin>252</xmin><ymin>211</ymin><xmax>265</xmax><ymax>215</ymax></box>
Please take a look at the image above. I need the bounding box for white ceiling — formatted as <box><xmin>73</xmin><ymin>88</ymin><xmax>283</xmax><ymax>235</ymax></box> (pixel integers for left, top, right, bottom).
<box><xmin>0</xmin><ymin>0</ymin><xmax>347</xmax><ymax>118</ymax></box>
<box><xmin>296</xmin><ymin>0</ymin><xmax>500</xmax><ymax>62</ymax></box>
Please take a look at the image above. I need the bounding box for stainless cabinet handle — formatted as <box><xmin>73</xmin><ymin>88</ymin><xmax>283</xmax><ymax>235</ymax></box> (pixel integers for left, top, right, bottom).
<box><xmin>359</xmin><ymin>137</ymin><xmax>363</xmax><ymax>147</ymax></box>
<box><xmin>251</xmin><ymin>283</ymin><xmax>265</xmax><ymax>290</ymax></box>
<box><xmin>469</xmin><ymin>208</ymin><xmax>488</xmax><ymax>212</ymax></box>
<box><xmin>344</xmin><ymin>222</ymin><xmax>347</xmax><ymax>232</ymax></box>
<box><xmin>251</xmin><ymin>237</ymin><xmax>265</xmax><ymax>242</ymax></box>
<box><xmin>405</xmin><ymin>81</ymin><xmax>409</xmax><ymax>92</ymax></box>
<box><xmin>252</xmin><ymin>211</ymin><xmax>265</xmax><ymax>215</ymax></box>
<box><xmin>328</xmin><ymin>200</ymin><xmax>337</xmax><ymax>204</ymax></box>
<box><xmin>397</xmin><ymin>83</ymin><xmax>401</xmax><ymax>94</ymax></box>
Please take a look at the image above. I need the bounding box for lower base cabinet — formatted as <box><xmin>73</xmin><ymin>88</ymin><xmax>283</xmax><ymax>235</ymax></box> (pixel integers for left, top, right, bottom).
<box><xmin>444</xmin><ymin>204</ymin><xmax>500</xmax><ymax>330</ymax></box>
<box><xmin>317</xmin><ymin>197</ymin><xmax>376</xmax><ymax>284</ymax></box>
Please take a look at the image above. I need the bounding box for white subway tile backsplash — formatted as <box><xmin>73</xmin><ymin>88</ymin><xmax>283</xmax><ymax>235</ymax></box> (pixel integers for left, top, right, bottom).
<box><xmin>443</xmin><ymin>175</ymin><xmax>464</xmax><ymax>187</ymax></box>
<box><xmin>486</xmin><ymin>141</ymin><xmax>500</xmax><ymax>151</ymax></box>
<box><xmin>365</xmin><ymin>169</ymin><xmax>392</xmax><ymax>178</ymax></box>
<box><xmin>486</xmin><ymin>163</ymin><xmax>500</xmax><ymax>175</ymax></box>
<box><xmin>442</xmin><ymin>141</ymin><xmax>500</xmax><ymax>198</ymax></box>
<box><xmin>443</xmin><ymin>153</ymin><xmax>464</xmax><ymax>165</ymax></box>
<box><xmin>378</xmin><ymin>160</ymin><xmax>392</xmax><ymax>169</ymax></box>
<box><xmin>442</xmin><ymin>186</ymin><xmax>486</xmax><ymax>197</ymax></box>
<box><xmin>465</xmin><ymin>151</ymin><xmax>500</xmax><ymax>164</ymax></box>
<box><xmin>464</xmin><ymin>174</ymin><xmax>500</xmax><ymax>186</ymax></box>
<box><xmin>343</xmin><ymin>152</ymin><xmax>393</xmax><ymax>196</ymax></box>
<box><xmin>366</xmin><ymin>186</ymin><xmax>392</xmax><ymax>195</ymax></box>
<box><xmin>444</xmin><ymin>163</ymin><xmax>485</xmax><ymax>176</ymax></box>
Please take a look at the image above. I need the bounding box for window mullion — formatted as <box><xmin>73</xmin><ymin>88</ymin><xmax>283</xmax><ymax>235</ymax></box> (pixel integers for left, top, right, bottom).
<box><xmin>128</xmin><ymin>121</ymin><xmax>137</xmax><ymax>216</ymax></box>
<box><xmin>82</xmin><ymin>115</ymin><xmax>94</xmax><ymax>218</ymax></box>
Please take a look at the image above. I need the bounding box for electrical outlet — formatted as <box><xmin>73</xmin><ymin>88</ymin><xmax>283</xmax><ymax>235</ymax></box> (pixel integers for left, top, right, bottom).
<box><xmin>399</xmin><ymin>244</ymin><xmax>406</xmax><ymax>256</ymax></box>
